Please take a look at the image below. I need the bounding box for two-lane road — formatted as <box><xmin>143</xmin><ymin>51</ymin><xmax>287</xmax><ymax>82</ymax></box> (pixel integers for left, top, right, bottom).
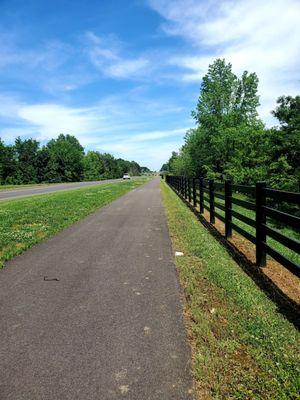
<box><xmin>0</xmin><ymin>178</ymin><xmax>138</xmax><ymax>201</ymax></box>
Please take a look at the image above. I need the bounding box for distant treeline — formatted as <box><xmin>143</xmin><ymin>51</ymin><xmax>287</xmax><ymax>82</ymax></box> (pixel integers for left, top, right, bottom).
<box><xmin>0</xmin><ymin>134</ymin><xmax>151</xmax><ymax>185</ymax></box>
<box><xmin>161</xmin><ymin>59</ymin><xmax>300</xmax><ymax>193</ymax></box>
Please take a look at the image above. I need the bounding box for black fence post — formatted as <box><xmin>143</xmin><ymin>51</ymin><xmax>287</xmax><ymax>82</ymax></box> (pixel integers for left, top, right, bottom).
<box><xmin>225</xmin><ymin>180</ymin><xmax>232</xmax><ymax>238</ymax></box>
<box><xmin>185</xmin><ymin>177</ymin><xmax>188</xmax><ymax>199</ymax></box>
<box><xmin>199</xmin><ymin>177</ymin><xmax>204</xmax><ymax>213</ymax></box>
<box><xmin>256</xmin><ymin>181</ymin><xmax>267</xmax><ymax>267</ymax></box>
<box><xmin>183</xmin><ymin>177</ymin><xmax>186</xmax><ymax>198</ymax></box>
<box><xmin>185</xmin><ymin>177</ymin><xmax>188</xmax><ymax>200</ymax></box>
<box><xmin>188</xmin><ymin>178</ymin><xmax>191</xmax><ymax>203</ymax></box>
<box><xmin>192</xmin><ymin>178</ymin><xmax>197</xmax><ymax>207</ymax></box>
<box><xmin>209</xmin><ymin>179</ymin><xmax>215</xmax><ymax>224</ymax></box>
<box><xmin>186</xmin><ymin>177</ymin><xmax>188</xmax><ymax>200</ymax></box>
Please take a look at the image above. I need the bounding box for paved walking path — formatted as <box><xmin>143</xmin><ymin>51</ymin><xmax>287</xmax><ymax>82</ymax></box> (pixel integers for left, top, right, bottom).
<box><xmin>0</xmin><ymin>178</ymin><xmax>193</xmax><ymax>399</ymax></box>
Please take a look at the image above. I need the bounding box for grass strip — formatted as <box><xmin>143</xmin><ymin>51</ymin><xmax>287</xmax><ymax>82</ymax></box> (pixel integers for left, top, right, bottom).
<box><xmin>161</xmin><ymin>181</ymin><xmax>300</xmax><ymax>400</ymax></box>
<box><xmin>0</xmin><ymin>182</ymin><xmax>62</xmax><ymax>190</ymax></box>
<box><xmin>0</xmin><ymin>178</ymin><xmax>149</xmax><ymax>267</ymax></box>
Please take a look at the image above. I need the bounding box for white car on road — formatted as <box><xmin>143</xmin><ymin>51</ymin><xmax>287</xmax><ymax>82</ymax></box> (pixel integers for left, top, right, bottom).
<box><xmin>123</xmin><ymin>173</ymin><xmax>131</xmax><ymax>180</ymax></box>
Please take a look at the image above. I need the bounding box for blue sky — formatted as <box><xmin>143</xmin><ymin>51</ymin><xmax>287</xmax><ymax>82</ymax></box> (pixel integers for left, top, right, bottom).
<box><xmin>0</xmin><ymin>0</ymin><xmax>299</xmax><ymax>170</ymax></box>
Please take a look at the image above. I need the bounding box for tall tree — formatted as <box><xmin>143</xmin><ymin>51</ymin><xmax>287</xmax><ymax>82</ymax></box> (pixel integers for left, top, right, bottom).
<box><xmin>0</xmin><ymin>139</ymin><xmax>14</xmax><ymax>184</ymax></box>
<box><xmin>116</xmin><ymin>158</ymin><xmax>131</xmax><ymax>176</ymax></box>
<box><xmin>0</xmin><ymin>139</ymin><xmax>17</xmax><ymax>184</ymax></box>
<box><xmin>83</xmin><ymin>151</ymin><xmax>105</xmax><ymax>181</ymax></box>
<box><xmin>45</xmin><ymin>134</ymin><xmax>84</xmax><ymax>182</ymax></box>
<box><xmin>267</xmin><ymin>96</ymin><xmax>300</xmax><ymax>190</ymax></box>
<box><xmin>128</xmin><ymin>161</ymin><xmax>141</xmax><ymax>176</ymax></box>
<box><xmin>36</xmin><ymin>146</ymin><xmax>51</xmax><ymax>183</ymax></box>
<box><xmin>163</xmin><ymin>64</ymin><xmax>299</xmax><ymax>192</ymax></box>
<box><xmin>183</xmin><ymin>58</ymin><xmax>262</xmax><ymax>179</ymax></box>
<box><xmin>14</xmin><ymin>137</ymin><xmax>40</xmax><ymax>183</ymax></box>
<box><xmin>192</xmin><ymin>58</ymin><xmax>259</xmax><ymax>128</ymax></box>
<box><xmin>100</xmin><ymin>153</ymin><xmax>120</xmax><ymax>179</ymax></box>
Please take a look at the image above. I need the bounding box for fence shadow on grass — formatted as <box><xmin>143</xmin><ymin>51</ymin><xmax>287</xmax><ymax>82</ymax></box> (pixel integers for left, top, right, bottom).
<box><xmin>170</xmin><ymin>185</ymin><xmax>300</xmax><ymax>330</ymax></box>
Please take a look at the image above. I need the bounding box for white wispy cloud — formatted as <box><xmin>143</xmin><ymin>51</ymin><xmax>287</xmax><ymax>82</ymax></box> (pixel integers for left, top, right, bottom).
<box><xmin>85</xmin><ymin>31</ymin><xmax>150</xmax><ymax>79</ymax></box>
<box><xmin>0</xmin><ymin>92</ymin><xmax>187</xmax><ymax>169</ymax></box>
<box><xmin>0</xmin><ymin>31</ymin><xmax>89</xmax><ymax>96</ymax></box>
<box><xmin>148</xmin><ymin>0</ymin><xmax>300</xmax><ymax>123</ymax></box>
<box><xmin>96</xmin><ymin>139</ymin><xmax>184</xmax><ymax>168</ymax></box>
<box><xmin>0</xmin><ymin>33</ymin><xmax>72</xmax><ymax>70</ymax></box>
<box><xmin>131</xmin><ymin>127</ymin><xmax>188</xmax><ymax>142</ymax></box>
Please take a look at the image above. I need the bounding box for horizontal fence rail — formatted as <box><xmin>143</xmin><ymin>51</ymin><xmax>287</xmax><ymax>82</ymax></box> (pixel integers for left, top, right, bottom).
<box><xmin>165</xmin><ymin>175</ymin><xmax>300</xmax><ymax>278</ymax></box>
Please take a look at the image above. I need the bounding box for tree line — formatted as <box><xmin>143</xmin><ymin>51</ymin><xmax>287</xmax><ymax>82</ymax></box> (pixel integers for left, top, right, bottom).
<box><xmin>0</xmin><ymin>134</ymin><xmax>151</xmax><ymax>185</ymax></box>
<box><xmin>161</xmin><ymin>59</ymin><xmax>300</xmax><ymax>192</ymax></box>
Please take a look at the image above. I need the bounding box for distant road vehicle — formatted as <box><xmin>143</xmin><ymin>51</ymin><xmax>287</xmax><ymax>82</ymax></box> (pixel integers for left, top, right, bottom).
<box><xmin>123</xmin><ymin>173</ymin><xmax>131</xmax><ymax>180</ymax></box>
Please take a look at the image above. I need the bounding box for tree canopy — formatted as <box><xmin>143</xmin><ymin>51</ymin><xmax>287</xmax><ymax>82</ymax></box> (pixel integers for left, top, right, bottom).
<box><xmin>162</xmin><ymin>59</ymin><xmax>300</xmax><ymax>192</ymax></box>
<box><xmin>0</xmin><ymin>134</ymin><xmax>147</xmax><ymax>185</ymax></box>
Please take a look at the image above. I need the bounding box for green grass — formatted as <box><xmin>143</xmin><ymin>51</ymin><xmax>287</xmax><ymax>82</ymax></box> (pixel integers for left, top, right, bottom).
<box><xmin>0</xmin><ymin>180</ymin><xmax>110</xmax><ymax>190</ymax></box>
<box><xmin>161</xmin><ymin>181</ymin><xmax>300</xmax><ymax>399</ymax></box>
<box><xmin>0</xmin><ymin>177</ymin><xmax>149</xmax><ymax>267</ymax></box>
<box><xmin>0</xmin><ymin>183</ymin><xmax>46</xmax><ymax>190</ymax></box>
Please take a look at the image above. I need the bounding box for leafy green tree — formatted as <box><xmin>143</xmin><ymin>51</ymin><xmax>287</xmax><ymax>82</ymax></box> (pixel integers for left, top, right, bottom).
<box><xmin>160</xmin><ymin>163</ymin><xmax>169</xmax><ymax>172</ymax></box>
<box><xmin>267</xmin><ymin>96</ymin><xmax>300</xmax><ymax>191</ymax></box>
<box><xmin>116</xmin><ymin>158</ymin><xmax>131</xmax><ymax>176</ymax></box>
<box><xmin>128</xmin><ymin>161</ymin><xmax>141</xmax><ymax>176</ymax></box>
<box><xmin>192</xmin><ymin>59</ymin><xmax>259</xmax><ymax>129</ymax></box>
<box><xmin>0</xmin><ymin>139</ymin><xmax>17</xmax><ymax>184</ymax></box>
<box><xmin>83</xmin><ymin>151</ymin><xmax>105</xmax><ymax>181</ymax></box>
<box><xmin>141</xmin><ymin>166</ymin><xmax>151</xmax><ymax>174</ymax></box>
<box><xmin>164</xmin><ymin>85</ymin><xmax>299</xmax><ymax>192</ymax></box>
<box><xmin>164</xmin><ymin>58</ymin><xmax>266</xmax><ymax>182</ymax></box>
<box><xmin>36</xmin><ymin>147</ymin><xmax>50</xmax><ymax>183</ymax></box>
<box><xmin>45</xmin><ymin>134</ymin><xmax>84</xmax><ymax>182</ymax></box>
<box><xmin>1</xmin><ymin>135</ymin><xmax>147</xmax><ymax>185</ymax></box>
<box><xmin>14</xmin><ymin>137</ymin><xmax>40</xmax><ymax>183</ymax></box>
<box><xmin>187</xmin><ymin>59</ymin><xmax>262</xmax><ymax>179</ymax></box>
<box><xmin>99</xmin><ymin>153</ymin><xmax>120</xmax><ymax>179</ymax></box>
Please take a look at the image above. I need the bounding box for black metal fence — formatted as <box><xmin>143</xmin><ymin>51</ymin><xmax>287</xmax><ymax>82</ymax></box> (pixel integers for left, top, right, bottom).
<box><xmin>166</xmin><ymin>175</ymin><xmax>300</xmax><ymax>278</ymax></box>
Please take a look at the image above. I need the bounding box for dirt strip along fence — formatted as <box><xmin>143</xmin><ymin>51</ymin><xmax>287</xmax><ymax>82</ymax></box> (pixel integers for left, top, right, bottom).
<box><xmin>165</xmin><ymin>175</ymin><xmax>300</xmax><ymax>278</ymax></box>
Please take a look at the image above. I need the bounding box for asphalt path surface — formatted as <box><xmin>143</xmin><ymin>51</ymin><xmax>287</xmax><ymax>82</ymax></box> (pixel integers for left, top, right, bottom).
<box><xmin>0</xmin><ymin>178</ymin><xmax>137</xmax><ymax>201</ymax></box>
<box><xmin>0</xmin><ymin>177</ymin><xmax>193</xmax><ymax>399</ymax></box>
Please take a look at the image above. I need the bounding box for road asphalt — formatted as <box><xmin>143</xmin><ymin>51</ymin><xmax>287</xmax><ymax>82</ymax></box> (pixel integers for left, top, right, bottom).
<box><xmin>0</xmin><ymin>178</ymin><xmax>136</xmax><ymax>201</ymax></box>
<box><xmin>0</xmin><ymin>177</ymin><xmax>193</xmax><ymax>399</ymax></box>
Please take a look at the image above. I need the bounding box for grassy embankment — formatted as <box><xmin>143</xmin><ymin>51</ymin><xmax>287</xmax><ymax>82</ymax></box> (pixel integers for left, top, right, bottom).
<box><xmin>0</xmin><ymin>177</ymin><xmax>149</xmax><ymax>267</ymax></box>
<box><xmin>161</xmin><ymin>181</ymin><xmax>300</xmax><ymax>400</ymax></box>
<box><xmin>0</xmin><ymin>183</ymin><xmax>47</xmax><ymax>190</ymax></box>
<box><xmin>0</xmin><ymin>179</ymin><xmax>118</xmax><ymax>191</ymax></box>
